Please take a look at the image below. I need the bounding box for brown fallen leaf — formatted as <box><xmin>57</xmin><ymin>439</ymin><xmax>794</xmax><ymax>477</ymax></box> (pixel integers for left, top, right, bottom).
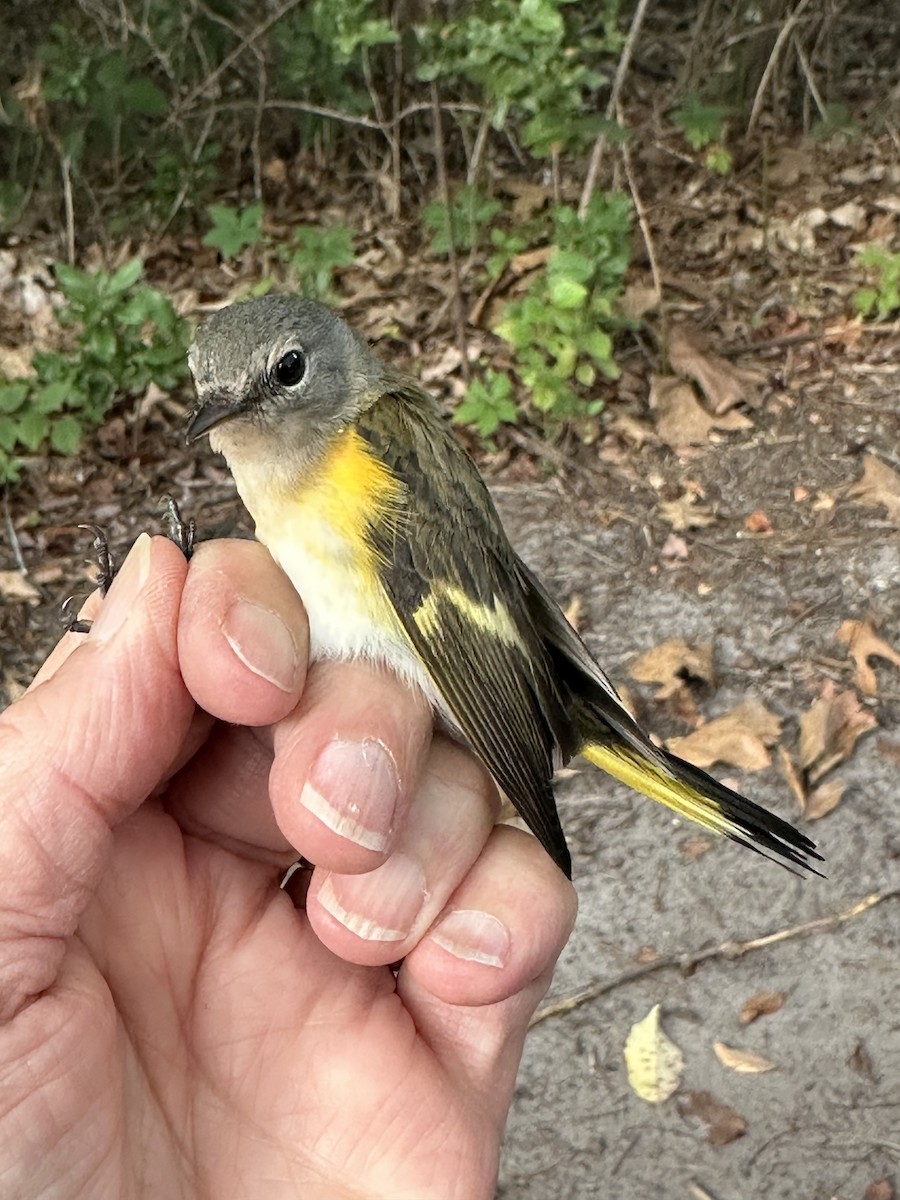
<box><xmin>677</xmin><ymin>1090</ymin><xmax>747</xmax><ymax>1146</ymax></box>
<box><xmin>846</xmin><ymin>453</ymin><xmax>900</xmax><ymax>524</ymax></box>
<box><xmin>629</xmin><ymin>638</ymin><xmax>715</xmax><ymax>700</ymax></box>
<box><xmin>563</xmin><ymin>593</ymin><xmax>582</xmax><ymax>632</ymax></box>
<box><xmin>743</xmin><ymin>509</ymin><xmax>773</xmax><ymax>535</ymax></box>
<box><xmin>777</xmin><ymin>745</ymin><xmax>807</xmax><ymax>811</ymax></box>
<box><xmin>650</xmin><ymin>374</ymin><xmax>752</xmax><ymax>449</ymax></box>
<box><xmin>848</xmin><ymin>1041</ymin><xmax>877</xmax><ymax>1081</ymax></box>
<box><xmin>864</xmin><ymin>1181</ymin><xmax>896</xmax><ymax>1200</ymax></box>
<box><xmin>0</xmin><ymin>570</ymin><xmax>41</xmax><ymax>603</ymax></box>
<box><xmin>804</xmin><ymin>777</ymin><xmax>846</xmax><ymax>821</ymax></box>
<box><xmin>679</xmin><ymin>835</ymin><xmax>714</xmax><ymax>861</ymax></box>
<box><xmin>668</xmin><ymin>322</ymin><xmax>753</xmax><ymax>413</ymax></box>
<box><xmin>667</xmin><ymin>699</ymin><xmax>782</xmax><ymax>772</ymax></box>
<box><xmin>713</xmin><ymin>1042</ymin><xmax>777</xmax><ymax>1075</ymax></box>
<box><xmin>739</xmin><ymin>990</ymin><xmax>785</xmax><ymax>1025</ymax></box>
<box><xmin>798</xmin><ymin>684</ymin><xmax>877</xmax><ymax>784</ymax></box>
<box><xmin>836</xmin><ymin>619</ymin><xmax>900</xmax><ymax>695</ymax></box>
<box><xmin>658</xmin><ymin>492</ymin><xmax>717</xmax><ymax>532</ymax></box>
<box><xmin>620</xmin><ymin>282</ymin><xmax>661</xmax><ymax>320</ymax></box>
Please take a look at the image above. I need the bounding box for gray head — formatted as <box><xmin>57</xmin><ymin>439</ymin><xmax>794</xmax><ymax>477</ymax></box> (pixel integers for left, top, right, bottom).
<box><xmin>187</xmin><ymin>295</ymin><xmax>385</xmax><ymax>456</ymax></box>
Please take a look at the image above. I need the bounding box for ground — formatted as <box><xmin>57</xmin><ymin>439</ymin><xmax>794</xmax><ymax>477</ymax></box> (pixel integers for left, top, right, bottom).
<box><xmin>1</xmin><ymin>127</ymin><xmax>898</xmax><ymax>1199</ymax></box>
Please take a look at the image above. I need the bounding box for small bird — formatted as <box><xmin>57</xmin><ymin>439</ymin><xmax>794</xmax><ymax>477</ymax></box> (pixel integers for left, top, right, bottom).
<box><xmin>187</xmin><ymin>295</ymin><xmax>821</xmax><ymax>880</ymax></box>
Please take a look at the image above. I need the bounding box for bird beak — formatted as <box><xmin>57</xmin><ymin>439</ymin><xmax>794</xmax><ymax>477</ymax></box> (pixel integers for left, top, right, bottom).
<box><xmin>186</xmin><ymin>393</ymin><xmax>253</xmax><ymax>442</ymax></box>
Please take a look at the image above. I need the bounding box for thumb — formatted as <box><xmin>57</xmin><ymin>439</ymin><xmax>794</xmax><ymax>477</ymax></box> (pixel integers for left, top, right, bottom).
<box><xmin>0</xmin><ymin>534</ymin><xmax>193</xmax><ymax>1022</ymax></box>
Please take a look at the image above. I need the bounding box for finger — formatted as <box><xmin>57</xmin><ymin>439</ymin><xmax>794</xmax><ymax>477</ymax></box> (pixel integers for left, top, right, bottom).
<box><xmin>304</xmin><ymin>737</ymin><xmax>500</xmax><ymax>966</ymax></box>
<box><xmin>178</xmin><ymin>539</ymin><xmax>309</xmax><ymax>727</ymax></box>
<box><xmin>269</xmin><ymin>658</ymin><xmax>433</xmax><ymax>874</ymax></box>
<box><xmin>398</xmin><ymin>825</ymin><xmax>576</xmax><ymax>1097</ymax></box>
<box><xmin>163</xmin><ymin>722</ymin><xmax>295</xmax><ymax>864</ymax></box>
<box><xmin>0</xmin><ymin>535</ymin><xmax>193</xmax><ymax>1021</ymax></box>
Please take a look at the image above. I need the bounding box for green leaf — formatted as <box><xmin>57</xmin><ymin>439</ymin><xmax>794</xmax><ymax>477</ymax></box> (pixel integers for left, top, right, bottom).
<box><xmin>120</xmin><ymin>79</ymin><xmax>168</xmax><ymax>117</ymax></box>
<box><xmin>0</xmin><ymin>381</ymin><xmax>30</xmax><ymax>414</ymax></box>
<box><xmin>34</xmin><ymin>380</ymin><xmax>71</xmax><ymax>413</ymax></box>
<box><xmin>109</xmin><ymin>258</ymin><xmax>144</xmax><ymax>294</ymax></box>
<box><xmin>548</xmin><ymin>277</ymin><xmax>587</xmax><ymax>309</ymax></box>
<box><xmin>50</xmin><ymin>414</ymin><xmax>83</xmax><ymax>454</ymax></box>
<box><xmin>16</xmin><ymin>409</ymin><xmax>50</xmax><ymax>451</ymax></box>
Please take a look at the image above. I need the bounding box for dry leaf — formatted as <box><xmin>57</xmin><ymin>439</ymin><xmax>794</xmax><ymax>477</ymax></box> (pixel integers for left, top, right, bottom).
<box><xmin>660</xmin><ymin>531</ymin><xmax>690</xmax><ymax>565</ymax></box>
<box><xmin>623</xmin><ymin>1004</ymin><xmax>684</xmax><ymax>1105</ymax></box>
<box><xmin>804</xmin><ymin>777</ymin><xmax>846</xmax><ymax>821</ymax></box>
<box><xmin>739</xmin><ymin>991</ymin><xmax>785</xmax><ymax>1025</ymax></box>
<box><xmin>620</xmin><ymin>283</ymin><xmax>661</xmax><ymax>320</ymax></box>
<box><xmin>667</xmin><ymin>699</ymin><xmax>782</xmax><ymax>772</ymax></box>
<box><xmin>847</xmin><ymin>454</ymin><xmax>900</xmax><ymax>524</ymax></box>
<box><xmin>659</xmin><ymin>492</ymin><xmax>716</xmax><ymax>531</ymax></box>
<box><xmin>864</xmin><ymin>1181</ymin><xmax>896</xmax><ymax>1200</ymax></box>
<box><xmin>0</xmin><ymin>570</ymin><xmax>40</xmax><ymax>603</ymax></box>
<box><xmin>777</xmin><ymin>745</ymin><xmax>807</xmax><ymax>810</ymax></box>
<box><xmin>650</xmin><ymin>375</ymin><xmax>752</xmax><ymax>448</ymax></box>
<box><xmin>798</xmin><ymin>685</ymin><xmax>877</xmax><ymax>784</ymax></box>
<box><xmin>668</xmin><ymin>323</ymin><xmax>750</xmax><ymax>413</ymax></box>
<box><xmin>849</xmin><ymin>1041</ymin><xmax>876</xmax><ymax>1080</ymax></box>
<box><xmin>677</xmin><ymin>1090</ymin><xmax>747</xmax><ymax>1147</ymax></box>
<box><xmin>679</xmin><ymin>835</ymin><xmax>714</xmax><ymax>861</ymax></box>
<box><xmin>563</xmin><ymin>593</ymin><xmax>582</xmax><ymax>632</ymax></box>
<box><xmin>629</xmin><ymin>638</ymin><xmax>715</xmax><ymax>700</ymax></box>
<box><xmin>713</xmin><ymin>1042</ymin><xmax>777</xmax><ymax>1075</ymax></box>
<box><xmin>607</xmin><ymin>411</ymin><xmax>656</xmax><ymax>447</ymax></box>
<box><xmin>743</xmin><ymin>510</ymin><xmax>773</xmax><ymax>535</ymax></box>
<box><xmin>836</xmin><ymin>619</ymin><xmax>900</xmax><ymax>695</ymax></box>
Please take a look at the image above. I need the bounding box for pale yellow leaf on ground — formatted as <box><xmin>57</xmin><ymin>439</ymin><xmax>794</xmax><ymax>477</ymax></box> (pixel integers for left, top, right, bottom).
<box><xmin>798</xmin><ymin>684</ymin><xmax>877</xmax><ymax>784</ymax></box>
<box><xmin>836</xmin><ymin>619</ymin><xmax>900</xmax><ymax>695</ymax></box>
<box><xmin>624</xmin><ymin>1004</ymin><xmax>684</xmax><ymax>1105</ymax></box>
<box><xmin>713</xmin><ymin>1042</ymin><xmax>777</xmax><ymax>1074</ymax></box>
<box><xmin>777</xmin><ymin>745</ymin><xmax>807</xmax><ymax>810</ymax></box>
<box><xmin>650</xmin><ymin>375</ymin><xmax>752</xmax><ymax>448</ymax></box>
<box><xmin>846</xmin><ymin>454</ymin><xmax>900</xmax><ymax>524</ymax></box>
<box><xmin>658</xmin><ymin>492</ymin><xmax>717</xmax><ymax>532</ymax></box>
<box><xmin>0</xmin><ymin>570</ymin><xmax>40</xmax><ymax>603</ymax></box>
<box><xmin>668</xmin><ymin>322</ymin><xmax>752</xmax><ymax>413</ymax></box>
<box><xmin>666</xmin><ymin>699</ymin><xmax>782</xmax><ymax>771</ymax></box>
<box><xmin>739</xmin><ymin>990</ymin><xmax>785</xmax><ymax>1025</ymax></box>
<box><xmin>805</xmin><ymin>777</ymin><xmax>846</xmax><ymax>821</ymax></box>
<box><xmin>563</xmin><ymin>593</ymin><xmax>582</xmax><ymax>632</ymax></box>
<box><xmin>629</xmin><ymin>638</ymin><xmax>714</xmax><ymax>700</ymax></box>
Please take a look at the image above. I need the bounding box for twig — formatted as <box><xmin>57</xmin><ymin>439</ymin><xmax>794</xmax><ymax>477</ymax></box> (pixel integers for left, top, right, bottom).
<box><xmin>172</xmin><ymin>0</ymin><xmax>306</xmax><ymax>120</ymax></box>
<box><xmin>793</xmin><ymin>38</ymin><xmax>828</xmax><ymax>122</ymax></box>
<box><xmin>616</xmin><ymin>99</ymin><xmax>661</xmax><ymax>302</ymax></box>
<box><xmin>746</xmin><ymin>0</ymin><xmax>814</xmax><ymax>136</ymax></box>
<box><xmin>430</xmin><ymin>80</ymin><xmax>471</xmax><ymax>384</ymax></box>
<box><xmin>2</xmin><ymin>489</ymin><xmax>26</xmax><ymax>574</ymax></box>
<box><xmin>579</xmin><ymin>0</ymin><xmax>653</xmax><ymax>217</ymax></box>
<box><xmin>531</xmin><ymin>888</ymin><xmax>900</xmax><ymax>1026</ymax></box>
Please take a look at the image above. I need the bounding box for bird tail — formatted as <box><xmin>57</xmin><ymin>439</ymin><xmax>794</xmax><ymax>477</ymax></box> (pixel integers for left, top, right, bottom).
<box><xmin>581</xmin><ymin>738</ymin><xmax>823</xmax><ymax>876</ymax></box>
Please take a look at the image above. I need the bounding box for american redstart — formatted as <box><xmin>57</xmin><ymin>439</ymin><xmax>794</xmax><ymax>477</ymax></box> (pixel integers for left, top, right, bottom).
<box><xmin>186</xmin><ymin>295</ymin><xmax>821</xmax><ymax>879</ymax></box>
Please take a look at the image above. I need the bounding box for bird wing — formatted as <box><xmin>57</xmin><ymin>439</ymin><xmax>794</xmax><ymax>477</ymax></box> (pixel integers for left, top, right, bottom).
<box><xmin>357</xmin><ymin>385</ymin><xmax>575</xmax><ymax>876</ymax></box>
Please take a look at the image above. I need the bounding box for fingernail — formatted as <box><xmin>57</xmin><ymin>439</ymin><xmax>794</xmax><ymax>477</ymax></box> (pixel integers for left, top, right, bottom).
<box><xmin>429</xmin><ymin>909</ymin><xmax>510</xmax><ymax>969</ymax></box>
<box><xmin>300</xmin><ymin>739</ymin><xmax>400</xmax><ymax>852</ymax></box>
<box><xmin>222</xmin><ymin>599</ymin><xmax>303</xmax><ymax>692</ymax></box>
<box><xmin>316</xmin><ymin>854</ymin><xmax>427</xmax><ymax>942</ymax></box>
<box><xmin>91</xmin><ymin>533</ymin><xmax>152</xmax><ymax>644</ymax></box>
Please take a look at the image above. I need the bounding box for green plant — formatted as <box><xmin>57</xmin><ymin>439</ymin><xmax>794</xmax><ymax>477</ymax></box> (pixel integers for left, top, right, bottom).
<box><xmin>490</xmin><ymin>192</ymin><xmax>631</xmax><ymax>423</ymax></box>
<box><xmin>672</xmin><ymin>94</ymin><xmax>733</xmax><ymax>173</ymax></box>
<box><xmin>0</xmin><ymin>259</ymin><xmax>189</xmax><ymax>483</ymax></box>
<box><xmin>418</xmin><ymin>0</ymin><xmax>621</xmax><ymax>157</ymax></box>
<box><xmin>854</xmin><ymin>245</ymin><xmax>900</xmax><ymax>319</ymax></box>
<box><xmin>278</xmin><ymin>224</ymin><xmax>356</xmax><ymax>301</ymax></box>
<box><xmin>453</xmin><ymin>370</ymin><xmax>518</xmax><ymax>440</ymax></box>
<box><xmin>423</xmin><ymin>186</ymin><xmax>502</xmax><ymax>256</ymax></box>
<box><xmin>203</xmin><ymin>203</ymin><xmax>265</xmax><ymax>260</ymax></box>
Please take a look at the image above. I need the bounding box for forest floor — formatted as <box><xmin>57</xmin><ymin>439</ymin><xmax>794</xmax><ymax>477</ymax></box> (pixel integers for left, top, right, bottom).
<box><xmin>1</xmin><ymin>119</ymin><xmax>899</xmax><ymax>1200</ymax></box>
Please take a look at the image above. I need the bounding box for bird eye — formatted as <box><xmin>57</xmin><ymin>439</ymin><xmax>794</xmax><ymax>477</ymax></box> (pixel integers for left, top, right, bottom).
<box><xmin>273</xmin><ymin>349</ymin><xmax>306</xmax><ymax>387</ymax></box>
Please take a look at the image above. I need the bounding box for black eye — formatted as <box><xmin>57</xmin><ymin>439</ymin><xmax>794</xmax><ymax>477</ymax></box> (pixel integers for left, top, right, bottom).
<box><xmin>274</xmin><ymin>349</ymin><xmax>306</xmax><ymax>387</ymax></box>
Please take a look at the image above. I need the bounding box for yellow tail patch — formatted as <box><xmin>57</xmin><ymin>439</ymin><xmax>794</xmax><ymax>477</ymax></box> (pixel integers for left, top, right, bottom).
<box><xmin>581</xmin><ymin>741</ymin><xmax>735</xmax><ymax>838</ymax></box>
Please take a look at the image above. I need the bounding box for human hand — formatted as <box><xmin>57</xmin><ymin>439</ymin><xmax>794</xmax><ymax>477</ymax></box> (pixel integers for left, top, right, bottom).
<box><xmin>0</xmin><ymin>534</ymin><xmax>576</xmax><ymax>1199</ymax></box>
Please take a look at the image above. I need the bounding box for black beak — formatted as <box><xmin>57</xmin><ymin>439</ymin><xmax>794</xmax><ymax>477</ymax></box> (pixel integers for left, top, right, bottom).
<box><xmin>185</xmin><ymin>394</ymin><xmax>252</xmax><ymax>443</ymax></box>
